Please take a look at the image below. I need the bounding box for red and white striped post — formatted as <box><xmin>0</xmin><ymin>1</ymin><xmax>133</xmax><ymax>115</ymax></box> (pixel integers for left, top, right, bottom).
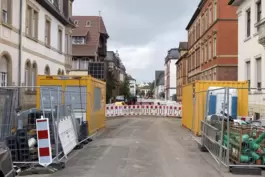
<box><xmin>36</xmin><ymin>117</ymin><xmax>52</xmax><ymax>167</ymax></box>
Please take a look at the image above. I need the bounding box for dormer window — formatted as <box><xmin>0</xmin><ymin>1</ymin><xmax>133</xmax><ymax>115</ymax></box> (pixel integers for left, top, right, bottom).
<box><xmin>74</xmin><ymin>20</ymin><xmax>79</xmax><ymax>26</ymax></box>
<box><xmin>86</xmin><ymin>21</ymin><xmax>91</xmax><ymax>27</ymax></box>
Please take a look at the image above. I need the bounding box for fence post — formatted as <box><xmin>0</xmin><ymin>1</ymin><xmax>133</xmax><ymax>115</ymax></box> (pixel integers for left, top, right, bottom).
<box><xmin>49</xmin><ymin>88</ymin><xmax>57</xmax><ymax>163</ymax></box>
<box><xmin>55</xmin><ymin>87</ymin><xmax>60</xmax><ymax>163</ymax></box>
<box><xmin>226</xmin><ymin>87</ymin><xmax>230</xmax><ymax>167</ymax></box>
<box><xmin>202</xmin><ymin>90</ymin><xmax>209</xmax><ymax>145</ymax></box>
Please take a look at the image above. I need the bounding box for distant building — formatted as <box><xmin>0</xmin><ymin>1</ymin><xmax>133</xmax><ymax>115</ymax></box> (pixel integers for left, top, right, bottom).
<box><xmin>165</xmin><ymin>48</ymin><xmax>180</xmax><ymax>101</ymax></box>
<box><xmin>128</xmin><ymin>77</ymin><xmax>137</xmax><ymax>96</ymax></box>
<box><xmin>186</xmin><ymin>0</ymin><xmax>238</xmax><ymax>83</ymax></box>
<box><xmin>155</xmin><ymin>71</ymin><xmax>165</xmax><ymax>99</ymax></box>
<box><xmin>138</xmin><ymin>85</ymin><xmax>151</xmax><ymax>97</ymax></box>
<box><xmin>104</xmin><ymin>51</ymin><xmax>126</xmax><ymax>97</ymax></box>
<box><xmin>70</xmin><ymin>16</ymin><xmax>109</xmax><ymax>79</ymax></box>
<box><xmin>176</xmin><ymin>42</ymin><xmax>188</xmax><ymax>102</ymax></box>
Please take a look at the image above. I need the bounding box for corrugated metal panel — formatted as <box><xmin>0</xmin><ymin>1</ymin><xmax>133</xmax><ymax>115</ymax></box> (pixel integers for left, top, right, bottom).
<box><xmin>182</xmin><ymin>81</ymin><xmax>249</xmax><ymax>136</ymax></box>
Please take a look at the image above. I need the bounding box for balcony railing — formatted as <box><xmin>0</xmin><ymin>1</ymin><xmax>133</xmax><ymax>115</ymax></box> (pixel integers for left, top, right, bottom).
<box><xmin>257</xmin><ymin>18</ymin><xmax>265</xmax><ymax>47</ymax></box>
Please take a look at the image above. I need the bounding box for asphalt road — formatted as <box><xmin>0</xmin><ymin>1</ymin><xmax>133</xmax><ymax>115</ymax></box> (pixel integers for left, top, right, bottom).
<box><xmin>28</xmin><ymin>117</ymin><xmax>261</xmax><ymax>177</ymax></box>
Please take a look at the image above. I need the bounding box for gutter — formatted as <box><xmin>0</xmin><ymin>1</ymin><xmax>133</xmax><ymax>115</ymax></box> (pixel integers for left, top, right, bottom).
<box><xmin>18</xmin><ymin>0</ymin><xmax>23</xmax><ymax>107</ymax></box>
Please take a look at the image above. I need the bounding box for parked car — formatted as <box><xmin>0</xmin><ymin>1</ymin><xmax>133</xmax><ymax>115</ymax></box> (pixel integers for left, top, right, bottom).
<box><xmin>0</xmin><ymin>142</ymin><xmax>15</xmax><ymax>177</ymax></box>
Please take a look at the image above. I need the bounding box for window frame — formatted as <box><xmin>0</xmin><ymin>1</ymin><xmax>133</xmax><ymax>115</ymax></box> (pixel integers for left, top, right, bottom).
<box><xmin>58</xmin><ymin>26</ymin><xmax>63</xmax><ymax>53</ymax></box>
<box><xmin>256</xmin><ymin>58</ymin><xmax>261</xmax><ymax>91</ymax></box>
<box><xmin>26</xmin><ymin>2</ymin><xmax>39</xmax><ymax>41</ymax></box>
<box><xmin>256</xmin><ymin>0</ymin><xmax>262</xmax><ymax>23</ymax></box>
<box><xmin>45</xmin><ymin>16</ymin><xmax>52</xmax><ymax>47</ymax></box>
<box><xmin>1</xmin><ymin>0</ymin><xmax>12</xmax><ymax>25</ymax></box>
<box><xmin>246</xmin><ymin>8</ymin><xmax>251</xmax><ymax>38</ymax></box>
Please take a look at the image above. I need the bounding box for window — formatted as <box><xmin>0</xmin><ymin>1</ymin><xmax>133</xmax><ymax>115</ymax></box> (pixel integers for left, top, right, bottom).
<box><xmin>246</xmin><ymin>9</ymin><xmax>251</xmax><ymax>37</ymax></box>
<box><xmin>257</xmin><ymin>0</ymin><xmax>262</xmax><ymax>23</ymax></box>
<box><xmin>80</xmin><ymin>58</ymin><xmax>89</xmax><ymax>70</ymax></box>
<box><xmin>44</xmin><ymin>66</ymin><xmax>50</xmax><ymax>75</ymax></box>
<box><xmin>74</xmin><ymin>20</ymin><xmax>79</xmax><ymax>26</ymax></box>
<box><xmin>86</xmin><ymin>21</ymin><xmax>91</xmax><ymax>27</ymax></box>
<box><xmin>201</xmin><ymin>46</ymin><xmax>204</xmax><ymax>64</ymax></box>
<box><xmin>256</xmin><ymin>58</ymin><xmax>261</xmax><ymax>91</ymax></box>
<box><xmin>65</xmin><ymin>34</ymin><xmax>68</xmax><ymax>54</ymax></box>
<box><xmin>213</xmin><ymin>1</ymin><xmax>217</xmax><ymax>21</ymax></box>
<box><xmin>58</xmin><ymin>27</ymin><xmax>63</xmax><ymax>52</ymax></box>
<box><xmin>72</xmin><ymin>58</ymin><xmax>79</xmax><ymax>70</ymax></box>
<box><xmin>45</xmin><ymin>19</ymin><xmax>51</xmax><ymax>46</ymax></box>
<box><xmin>69</xmin><ymin>35</ymin><xmax>72</xmax><ymax>54</ymax></box>
<box><xmin>246</xmin><ymin>61</ymin><xmax>251</xmax><ymax>89</ymax></box>
<box><xmin>26</xmin><ymin>5</ymin><xmax>38</xmax><ymax>39</ymax></box>
<box><xmin>31</xmin><ymin>63</ymin><xmax>37</xmax><ymax>90</ymax></box>
<box><xmin>25</xmin><ymin>61</ymin><xmax>30</xmax><ymax>89</ymax></box>
<box><xmin>72</xmin><ymin>37</ymin><xmax>85</xmax><ymax>44</ymax></box>
<box><xmin>1</xmin><ymin>0</ymin><xmax>12</xmax><ymax>24</ymax></box>
<box><xmin>94</xmin><ymin>87</ymin><xmax>101</xmax><ymax>111</ymax></box>
<box><xmin>209</xmin><ymin>41</ymin><xmax>212</xmax><ymax>59</ymax></box>
<box><xmin>205</xmin><ymin>43</ymin><xmax>208</xmax><ymax>62</ymax></box>
<box><xmin>205</xmin><ymin>10</ymin><xmax>208</xmax><ymax>28</ymax></box>
<box><xmin>0</xmin><ymin>56</ymin><xmax>8</xmax><ymax>87</ymax></box>
<box><xmin>213</xmin><ymin>36</ymin><xmax>217</xmax><ymax>57</ymax></box>
<box><xmin>209</xmin><ymin>8</ymin><xmax>212</xmax><ymax>25</ymax></box>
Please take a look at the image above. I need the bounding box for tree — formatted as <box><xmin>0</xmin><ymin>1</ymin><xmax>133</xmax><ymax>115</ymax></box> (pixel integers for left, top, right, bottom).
<box><xmin>140</xmin><ymin>90</ymin><xmax>145</xmax><ymax>97</ymax></box>
<box><xmin>119</xmin><ymin>76</ymin><xmax>131</xmax><ymax>99</ymax></box>
<box><xmin>172</xmin><ymin>94</ymin><xmax>177</xmax><ymax>101</ymax></box>
<box><xmin>159</xmin><ymin>92</ymin><xmax>165</xmax><ymax>99</ymax></box>
<box><xmin>106</xmin><ymin>70</ymin><xmax>116</xmax><ymax>103</ymax></box>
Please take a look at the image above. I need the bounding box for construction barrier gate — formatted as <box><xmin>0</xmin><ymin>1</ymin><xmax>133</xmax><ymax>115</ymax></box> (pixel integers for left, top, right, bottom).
<box><xmin>105</xmin><ymin>104</ymin><xmax>182</xmax><ymax>118</ymax></box>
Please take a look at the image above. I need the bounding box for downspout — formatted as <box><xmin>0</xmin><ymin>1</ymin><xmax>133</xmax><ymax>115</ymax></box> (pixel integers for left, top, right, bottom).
<box><xmin>18</xmin><ymin>0</ymin><xmax>23</xmax><ymax>107</ymax></box>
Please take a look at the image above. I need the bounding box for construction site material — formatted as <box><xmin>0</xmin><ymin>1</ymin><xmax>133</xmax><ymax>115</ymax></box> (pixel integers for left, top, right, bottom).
<box><xmin>181</xmin><ymin>81</ymin><xmax>249</xmax><ymax>136</ymax></box>
<box><xmin>36</xmin><ymin>75</ymin><xmax>106</xmax><ymax>135</ymax></box>
<box><xmin>226</xmin><ymin>125</ymin><xmax>265</xmax><ymax>165</ymax></box>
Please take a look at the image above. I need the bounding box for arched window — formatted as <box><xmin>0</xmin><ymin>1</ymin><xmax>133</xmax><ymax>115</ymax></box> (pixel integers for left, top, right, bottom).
<box><xmin>32</xmin><ymin>63</ymin><xmax>37</xmax><ymax>90</ymax></box>
<box><xmin>44</xmin><ymin>65</ymin><xmax>50</xmax><ymax>75</ymax></box>
<box><xmin>25</xmin><ymin>60</ymin><xmax>31</xmax><ymax>89</ymax></box>
<box><xmin>0</xmin><ymin>56</ymin><xmax>8</xmax><ymax>86</ymax></box>
<box><xmin>57</xmin><ymin>69</ymin><xmax>61</xmax><ymax>75</ymax></box>
<box><xmin>62</xmin><ymin>70</ymin><xmax>64</xmax><ymax>75</ymax></box>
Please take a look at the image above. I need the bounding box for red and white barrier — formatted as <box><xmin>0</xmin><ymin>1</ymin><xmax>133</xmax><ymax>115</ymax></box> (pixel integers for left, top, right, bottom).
<box><xmin>105</xmin><ymin>104</ymin><xmax>182</xmax><ymax>118</ymax></box>
<box><xmin>36</xmin><ymin>118</ymin><xmax>52</xmax><ymax>167</ymax></box>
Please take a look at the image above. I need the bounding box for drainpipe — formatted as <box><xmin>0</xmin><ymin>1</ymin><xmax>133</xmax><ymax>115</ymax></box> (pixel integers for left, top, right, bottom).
<box><xmin>18</xmin><ymin>0</ymin><xmax>23</xmax><ymax>107</ymax></box>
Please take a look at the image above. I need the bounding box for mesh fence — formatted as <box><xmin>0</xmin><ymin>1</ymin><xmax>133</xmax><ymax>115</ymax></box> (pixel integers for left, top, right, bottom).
<box><xmin>198</xmin><ymin>87</ymin><xmax>265</xmax><ymax>170</ymax></box>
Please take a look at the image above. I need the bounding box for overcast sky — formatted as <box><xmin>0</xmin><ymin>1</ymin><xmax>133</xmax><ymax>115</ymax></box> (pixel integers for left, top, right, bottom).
<box><xmin>73</xmin><ymin>0</ymin><xmax>200</xmax><ymax>83</ymax></box>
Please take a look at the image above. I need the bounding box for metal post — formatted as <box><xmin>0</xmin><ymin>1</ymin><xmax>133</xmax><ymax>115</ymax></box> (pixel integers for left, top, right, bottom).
<box><xmin>219</xmin><ymin>88</ymin><xmax>227</xmax><ymax>170</ymax></box>
<box><xmin>40</xmin><ymin>87</ymin><xmax>45</xmax><ymax>116</ymax></box>
<box><xmin>55</xmin><ymin>88</ymin><xmax>60</xmax><ymax>163</ymax></box>
<box><xmin>18</xmin><ymin>0</ymin><xmax>23</xmax><ymax>107</ymax></box>
<box><xmin>226</xmin><ymin>88</ymin><xmax>230</xmax><ymax>167</ymax></box>
<box><xmin>202</xmin><ymin>90</ymin><xmax>209</xmax><ymax>144</ymax></box>
<box><xmin>49</xmin><ymin>88</ymin><xmax>58</xmax><ymax>163</ymax></box>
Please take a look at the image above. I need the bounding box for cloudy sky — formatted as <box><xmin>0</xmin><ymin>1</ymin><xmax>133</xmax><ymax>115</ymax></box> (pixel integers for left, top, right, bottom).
<box><xmin>73</xmin><ymin>0</ymin><xmax>200</xmax><ymax>83</ymax></box>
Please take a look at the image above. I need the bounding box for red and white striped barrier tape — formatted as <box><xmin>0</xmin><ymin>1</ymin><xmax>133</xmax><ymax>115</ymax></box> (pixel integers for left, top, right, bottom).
<box><xmin>105</xmin><ymin>104</ymin><xmax>182</xmax><ymax>117</ymax></box>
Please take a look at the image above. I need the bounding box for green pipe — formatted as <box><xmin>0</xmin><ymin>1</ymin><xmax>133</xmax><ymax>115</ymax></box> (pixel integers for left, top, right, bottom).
<box><xmin>240</xmin><ymin>155</ymin><xmax>251</xmax><ymax>163</ymax></box>
<box><xmin>250</xmin><ymin>151</ymin><xmax>260</xmax><ymax>161</ymax></box>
